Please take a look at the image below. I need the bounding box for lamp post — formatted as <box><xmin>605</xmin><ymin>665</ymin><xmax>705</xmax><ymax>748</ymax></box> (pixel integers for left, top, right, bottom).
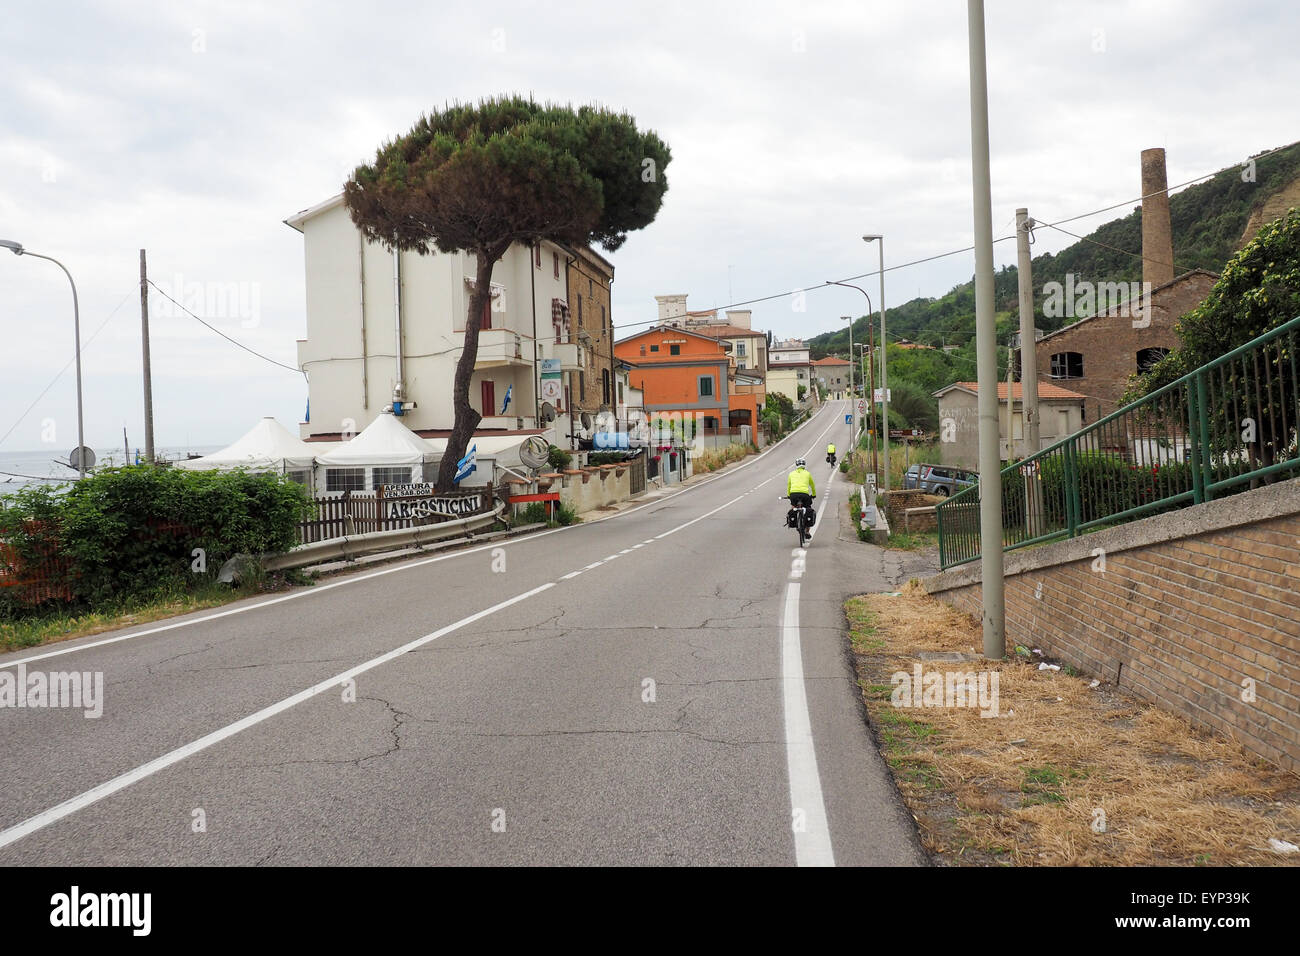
<box><xmin>863</xmin><ymin>235</ymin><xmax>888</xmax><ymax>494</ymax></box>
<box><xmin>1</xmin><ymin>240</ymin><xmax>86</xmax><ymax>477</ymax></box>
<box><xmin>826</xmin><ymin>281</ymin><xmax>872</xmax><ymax>467</ymax></box>
<box><xmin>854</xmin><ymin>341</ymin><xmax>878</xmax><ymax>479</ymax></box>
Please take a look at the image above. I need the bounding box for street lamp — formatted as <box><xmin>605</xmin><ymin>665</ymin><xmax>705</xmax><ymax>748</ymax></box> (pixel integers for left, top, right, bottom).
<box><xmin>854</xmin><ymin>341</ymin><xmax>878</xmax><ymax>480</ymax></box>
<box><xmin>1</xmin><ymin>240</ymin><xmax>87</xmax><ymax>477</ymax></box>
<box><xmin>863</xmin><ymin>234</ymin><xmax>889</xmax><ymax>495</ymax></box>
<box><xmin>827</xmin><ymin>281</ymin><xmax>872</xmax><ymax>463</ymax></box>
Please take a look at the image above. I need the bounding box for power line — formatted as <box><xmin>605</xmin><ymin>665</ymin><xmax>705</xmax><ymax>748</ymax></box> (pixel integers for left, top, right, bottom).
<box><xmin>147</xmin><ymin>280</ymin><xmax>303</xmax><ymax>374</ymax></box>
<box><xmin>0</xmin><ymin>288</ymin><xmax>135</xmax><ymax>451</ymax></box>
<box><xmin>613</xmin><ymin>143</ymin><xmax>1296</xmax><ymax>337</ymax></box>
<box><xmin>1037</xmin><ymin>221</ymin><xmax>1182</xmax><ymax>274</ymax></box>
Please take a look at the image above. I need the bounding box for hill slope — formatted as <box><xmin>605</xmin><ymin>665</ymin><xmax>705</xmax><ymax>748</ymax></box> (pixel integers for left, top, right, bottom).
<box><xmin>810</xmin><ymin>141</ymin><xmax>1300</xmax><ymax>359</ymax></box>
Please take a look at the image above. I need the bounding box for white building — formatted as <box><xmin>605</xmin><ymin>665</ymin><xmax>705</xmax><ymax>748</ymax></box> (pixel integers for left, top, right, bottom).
<box><xmin>285</xmin><ymin>194</ymin><xmax>586</xmax><ymax>441</ymax></box>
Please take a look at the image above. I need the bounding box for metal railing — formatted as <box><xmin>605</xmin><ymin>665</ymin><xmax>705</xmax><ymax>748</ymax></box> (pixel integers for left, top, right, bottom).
<box><xmin>937</xmin><ymin>315</ymin><xmax>1300</xmax><ymax>569</ymax></box>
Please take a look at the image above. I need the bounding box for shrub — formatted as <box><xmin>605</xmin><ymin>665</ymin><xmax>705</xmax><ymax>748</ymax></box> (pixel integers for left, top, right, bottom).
<box><xmin>547</xmin><ymin>445</ymin><xmax>572</xmax><ymax>470</ymax></box>
<box><xmin>553</xmin><ymin>503</ymin><xmax>580</xmax><ymax>525</ymax></box>
<box><xmin>0</xmin><ymin>466</ymin><xmax>312</xmax><ymax>612</ymax></box>
<box><xmin>516</xmin><ymin>502</ymin><xmax>550</xmax><ymax>525</ymax></box>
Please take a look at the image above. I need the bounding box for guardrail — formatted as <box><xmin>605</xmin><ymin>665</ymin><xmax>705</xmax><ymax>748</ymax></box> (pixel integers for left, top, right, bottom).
<box><xmin>266</xmin><ymin>503</ymin><xmax>505</xmax><ymax>572</ymax></box>
<box><xmin>937</xmin><ymin>314</ymin><xmax>1300</xmax><ymax>569</ymax></box>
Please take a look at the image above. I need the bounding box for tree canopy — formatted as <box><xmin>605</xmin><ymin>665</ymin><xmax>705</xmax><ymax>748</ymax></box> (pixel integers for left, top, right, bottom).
<box><xmin>344</xmin><ymin>96</ymin><xmax>671</xmax><ymax>489</ymax></box>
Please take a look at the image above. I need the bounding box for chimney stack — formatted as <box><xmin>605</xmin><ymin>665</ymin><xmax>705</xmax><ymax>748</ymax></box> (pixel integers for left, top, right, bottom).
<box><xmin>725</xmin><ymin>309</ymin><xmax>752</xmax><ymax>329</ymax></box>
<box><xmin>1140</xmin><ymin>148</ymin><xmax>1175</xmax><ymax>289</ymax></box>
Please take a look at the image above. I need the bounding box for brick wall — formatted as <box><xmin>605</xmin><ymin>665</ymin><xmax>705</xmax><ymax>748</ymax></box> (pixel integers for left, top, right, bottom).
<box><xmin>925</xmin><ymin>479</ymin><xmax>1300</xmax><ymax>772</ymax></box>
<box><xmin>1031</xmin><ymin>271</ymin><xmax>1216</xmax><ymax>422</ymax></box>
<box><xmin>567</xmin><ymin>250</ymin><xmax>614</xmax><ymax>416</ymax></box>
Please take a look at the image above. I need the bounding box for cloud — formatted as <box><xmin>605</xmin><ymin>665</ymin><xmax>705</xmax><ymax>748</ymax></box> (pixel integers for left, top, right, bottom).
<box><xmin>0</xmin><ymin>0</ymin><xmax>1297</xmax><ymax>447</ymax></box>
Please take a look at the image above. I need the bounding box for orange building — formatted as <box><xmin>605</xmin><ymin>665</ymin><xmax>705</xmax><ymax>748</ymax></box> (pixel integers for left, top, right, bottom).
<box><xmin>614</xmin><ymin>326</ymin><xmax>760</xmax><ymax>436</ymax></box>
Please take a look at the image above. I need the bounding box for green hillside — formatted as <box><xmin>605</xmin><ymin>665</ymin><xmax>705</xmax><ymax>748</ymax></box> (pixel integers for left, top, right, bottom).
<box><xmin>810</xmin><ymin>141</ymin><xmax>1300</xmax><ymax>359</ymax></box>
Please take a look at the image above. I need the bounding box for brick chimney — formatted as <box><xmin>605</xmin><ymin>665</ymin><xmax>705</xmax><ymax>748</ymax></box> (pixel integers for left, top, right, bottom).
<box><xmin>1140</xmin><ymin>148</ymin><xmax>1175</xmax><ymax>289</ymax></box>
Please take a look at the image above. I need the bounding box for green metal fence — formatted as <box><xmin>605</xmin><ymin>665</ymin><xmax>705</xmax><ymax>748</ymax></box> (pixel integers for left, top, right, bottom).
<box><xmin>937</xmin><ymin>315</ymin><xmax>1300</xmax><ymax>569</ymax></box>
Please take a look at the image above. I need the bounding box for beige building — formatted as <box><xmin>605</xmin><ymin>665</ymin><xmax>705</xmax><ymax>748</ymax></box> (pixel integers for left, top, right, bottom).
<box><xmin>934</xmin><ymin>381</ymin><xmax>1086</xmax><ymax>469</ymax></box>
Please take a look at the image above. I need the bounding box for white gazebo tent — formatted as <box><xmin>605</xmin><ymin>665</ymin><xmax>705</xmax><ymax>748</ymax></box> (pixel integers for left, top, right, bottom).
<box><xmin>314</xmin><ymin>412</ymin><xmax>438</xmax><ymax>494</ymax></box>
<box><xmin>174</xmin><ymin>417</ymin><xmax>319</xmax><ymax>485</ymax></box>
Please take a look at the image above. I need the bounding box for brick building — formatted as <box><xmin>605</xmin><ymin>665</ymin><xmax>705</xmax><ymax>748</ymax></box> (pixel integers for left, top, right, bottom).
<box><xmin>1015</xmin><ymin>148</ymin><xmax>1217</xmax><ymax>422</ymax></box>
<box><xmin>566</xmin><ymin>246</ymin><xmax>616</xmax><ymax>417</ymax></box>
<box><xmin>1025</xmin><ymin>270</ymin><xmax>1216</xmax><ymax>422</ymax></box>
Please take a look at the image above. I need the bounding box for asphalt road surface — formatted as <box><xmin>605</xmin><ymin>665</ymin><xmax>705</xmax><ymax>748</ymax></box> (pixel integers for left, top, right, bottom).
<box><xmin>0</xmin><ymin>401</ymin><xmax>929</xmax><ymax>866</ymax></box>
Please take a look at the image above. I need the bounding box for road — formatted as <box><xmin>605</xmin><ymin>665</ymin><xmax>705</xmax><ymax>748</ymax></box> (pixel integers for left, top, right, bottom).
<box><xmin>0</xmin><ymin>401</ymin><xmax>930</xmax><ymax>866</ymax></box>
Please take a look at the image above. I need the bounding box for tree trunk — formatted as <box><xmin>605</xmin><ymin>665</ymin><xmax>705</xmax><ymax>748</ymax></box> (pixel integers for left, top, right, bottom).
<box><xmin>437</xmin><ymin>243</ymin><xmax>508</xmax><ymax>491</ymax></box>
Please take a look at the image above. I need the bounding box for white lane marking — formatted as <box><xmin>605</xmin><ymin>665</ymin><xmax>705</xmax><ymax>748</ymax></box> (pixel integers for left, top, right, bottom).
<box><xmin>1</xmin><ymin>403</ymin><xmax>841</xmax><ymax>670</ymax></box>
<box><xmin>619</xmin><ymin>549</ymin><xmax>632</xmax><ymax>554</ymax></box>
<box><xmin>561</xmin><ymin>571</ymin><xmax>582</xmax><ymax>580</ymax></box>
<box><xmin>632</xmin><ymin>544</ymin><xmax>644</xmax><ymax>549</ymax></box>
<box><xmin>583</xmin><ymin>561</ymin><xmax>603</xmax><ymax>570</ymax></box>
<box><xmin>781</xmin><ymin>582</ymin><xmax>835</xmax><ymax>866</ymax></box>
<box><xmin>604</xmin><ymin>554</ymin><xmax>620</xmax><ymax>562</ymax></box>
<box><xmin>0</xmin><ymin>582</ymin><xmax>556</xmax><ymax>852</ymax></box>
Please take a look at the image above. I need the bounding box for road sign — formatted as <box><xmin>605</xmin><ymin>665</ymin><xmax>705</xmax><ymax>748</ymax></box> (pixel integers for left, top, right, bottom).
<box><xmin>889</xmin><ymin>428</ymin><xmax>923</xmax><ymax>439</ymax></box>
<box><xmin>857</xmin><ymin>400</ymin><xmax>865</xmax><ymax>414</ymax></box>
<box><xmin>874</xmin><ymin>388</ymin><xmax>891</xmax><ymax>403</ymax></box>
<box><xmin>69</xmin><ymin>446</ymin><xmax>96</xmax><ymax>471</ymax></box>
<box><xmin>845</xmin><ymin>414</ymin><xmax>852</xmax><ymax>424</ymax></box>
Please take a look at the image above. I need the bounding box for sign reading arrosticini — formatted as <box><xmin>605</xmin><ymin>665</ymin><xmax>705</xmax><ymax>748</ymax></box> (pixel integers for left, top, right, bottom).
<box><xmin>378</xmin><ymin>484</ymin><xmax>492</xmax><ymax>522</ymax></box>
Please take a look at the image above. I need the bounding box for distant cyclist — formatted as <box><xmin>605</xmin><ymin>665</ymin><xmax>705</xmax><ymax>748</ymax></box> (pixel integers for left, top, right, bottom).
<box><xmin>786</xmin><ymin>458</ymin><xmax>817</xmax><ymax>527</ymax></box>
<box><xmin>826</xmin><ymin>442</ymin><xmax>837</xmax><ymax>466</ymax></box>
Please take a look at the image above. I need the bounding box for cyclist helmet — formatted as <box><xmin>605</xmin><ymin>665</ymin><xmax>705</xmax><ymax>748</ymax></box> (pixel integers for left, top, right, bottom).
<box><xmin>795</xmin><ymin>458</ymin><xmax>807</xmax><ymax>468</ymax></box>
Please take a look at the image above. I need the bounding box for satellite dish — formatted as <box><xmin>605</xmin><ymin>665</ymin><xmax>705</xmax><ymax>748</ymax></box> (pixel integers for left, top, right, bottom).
<box><xmin>519</xmin><ymin>435</ymin><xmax>550</xmax><ymax>470</ymax></box>
<box><xmin>580</xmin><ymin>411</ymin><xmax>594</xmax><ymax>430</ymax></box>
<box><xmin>540</xmin><ymin>402</ymin><xmax>557</xmax><ymax>424</ymax></box>
<box><xmin>69</xmin><ymin>446</ymin><xmax>96</xmax><ymax>471</ymax></box>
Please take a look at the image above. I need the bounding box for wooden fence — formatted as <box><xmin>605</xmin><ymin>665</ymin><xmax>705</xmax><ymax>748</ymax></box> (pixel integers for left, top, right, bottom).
<box><xmin>297</xmin><ymin>487</ymin><xmax>497</xmax><ymax>544</ymax></box>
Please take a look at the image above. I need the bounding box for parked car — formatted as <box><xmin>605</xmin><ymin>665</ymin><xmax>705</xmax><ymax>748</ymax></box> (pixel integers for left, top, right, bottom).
<box><xmin>906</xmin><ymin>463</ymin><xmax>977</xmax><ymax>497</ymax></box>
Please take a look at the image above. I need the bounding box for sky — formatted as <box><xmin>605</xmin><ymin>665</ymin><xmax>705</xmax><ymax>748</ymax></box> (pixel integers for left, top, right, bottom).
<box><xmin>2</xmin><ymin>0</ymin><xmax>1297</xmax><ymax>451</ymax></box>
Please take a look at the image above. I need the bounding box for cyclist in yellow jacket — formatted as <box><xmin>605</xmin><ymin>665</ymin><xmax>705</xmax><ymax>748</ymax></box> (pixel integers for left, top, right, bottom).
<box><xmin>826</xmin><ymin>442</ymin><xmax>837</xmax><ymax>466</ymax></box>
<box><xmin>786</xmin><ymin>458</ymin><xmax>816</xmax><ymax>526</ymax></box>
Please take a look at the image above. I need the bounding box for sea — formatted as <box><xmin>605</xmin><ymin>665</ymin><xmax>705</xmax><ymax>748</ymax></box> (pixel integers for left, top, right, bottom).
<box><xmin>0</xmin><ymin>445</ymin><xmax>222</xmax><ymax>495</ymax></box>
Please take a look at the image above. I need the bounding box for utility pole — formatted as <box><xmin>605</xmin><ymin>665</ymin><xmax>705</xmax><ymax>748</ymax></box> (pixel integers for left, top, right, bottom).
<box><xmin>140</xmin><ymin>249</ymin><xmax>155</xmax><ymax>464</ymax></box>
<box><xmin>1016</xmin><ymin>208</ymin><xmax>1043</xmax><ymax>534</ymax></box>
<box><xmin>867</xmin><ymin>325</ymin><xmax>878</xmax><ymax>481</ymax></box>
<box><xmin>967</xmin><ymin>0</ymin><xmax>1005</xmax><ymax>660</ymax></box>
<box><xmin>843</xmin><ymin>315</ymin><xmax>854</xmax><ymax>447</ymax></box>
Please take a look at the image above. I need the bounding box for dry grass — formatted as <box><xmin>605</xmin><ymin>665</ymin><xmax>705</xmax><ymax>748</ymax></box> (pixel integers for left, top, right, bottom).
<box><xmin>848</xmin><ymin>582</ymin><xmax>1300</xmax><ymax>866</ymax></box>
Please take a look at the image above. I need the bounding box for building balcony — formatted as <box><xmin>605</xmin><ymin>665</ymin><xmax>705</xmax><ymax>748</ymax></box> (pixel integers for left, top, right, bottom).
<box><xmin>537</xmin><ymin>339</ymin><xmax>586</xmax><ymax>372</ymax></box>
<box><xmin>473</xmin><ymin>328</ymin><xmax>531</xmax><ymax>369</ymax></box>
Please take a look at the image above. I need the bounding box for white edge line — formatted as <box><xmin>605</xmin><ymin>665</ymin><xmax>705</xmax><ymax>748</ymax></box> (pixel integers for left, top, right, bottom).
<box><xmin>0</xmin><ymin>582</ymin><xmax>555</xmax><ymax>851</ymax></box>
<box><xmin>781</xmin><ymin>582</ymin><xmax>835</xmax><ymax>866</ymax></box>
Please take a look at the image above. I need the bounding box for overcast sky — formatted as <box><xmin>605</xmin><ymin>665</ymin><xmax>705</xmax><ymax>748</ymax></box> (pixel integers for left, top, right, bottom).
<box><xmin>2</xmin><ymin>0</ymin><xmax>1297</xmax><ymax>451</ymax></box>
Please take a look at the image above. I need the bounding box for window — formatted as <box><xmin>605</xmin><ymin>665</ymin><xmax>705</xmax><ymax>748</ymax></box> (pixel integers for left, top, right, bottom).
<box><xmin>601</xmin><ymin>304</ymin><xmax>606</xmax><ymax>331</ymax></box>
<box><xmin>602</xmin><ymin>368</ymin><xmax>611</xmax><ymax>405</ymax></box>
<box><xmin>325</xmin><ymin>468</ymin><xmax>365</xmax><ymax>493</ymax></box>
<box><xmin>640</xmin><ymin>344</ymin><xmax>646</xmax><ymax>355</ymax></box>
<box><xmin>577</xmin><ymin>297</ymin><xmax>582</xmax><ymax>321</ymax></box>
<box><xmin>589</xmin><ymin>278</ymin><xmax>593</xmax><ymax>295</ymax></box>
<box><xmin>480</xmin><ymin>298</ymin><xmax>492</xmax><ymax>330</ymax></box>
<box><xmin>371</xmin><ymin>466</ymin><xmax>411</xmax><ymax>490</ymax></box>
<box><xmin>1136</xmin><ymin>347</ymin><xmax>1169</xmax><ymax>373</ymax></box>
<box><xmin>579</xmin><ymin>370</ymin><xmax>585</xmax><ymax>399</ymax></box>
<box><xmin>1050</xmin><ymin>351</ymin><xmax>1084</xmax><ymax>379</ymax></box>
<box><xmin>669</xmin><ymin>344</ymin><xmax>681</xmax><ymax>356</ymax></box>
<box><xmin>736</xmin><ymin>342</ymin><xmax>746</xmax><ymax>356</ymax></box>
<box><xmin>285</xmin><ymin>470</ymin><xmax>310</xmax><ymax>486</ymax></box>
<box><xmin>698</xmin><ymin>375</ymin><xmax>714</xmax><ymax>398</ymax></box>
<box><xmin>553</xmin><ymin>251</ymin><xmax>560</xmax><ymax>278</ymax></box>
<box><xmin>650</xmin><ymin>344</ymin><xmax>659</xmax><ymax>352</ymax></box>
